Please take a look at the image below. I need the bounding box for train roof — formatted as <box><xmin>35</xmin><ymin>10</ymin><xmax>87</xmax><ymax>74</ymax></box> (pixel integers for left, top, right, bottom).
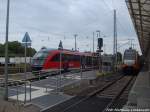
<box><xmin>124</xmin><ymin>48</ymin><xmax>138</xmax><ymax>55</ymax></box>
<box><xmin>40</xmin><ymin>48</ymin><xmax>57</xmax><ymax>52</ymax></box>
<box><xmin>39</xmin><ymin>47</ymin><xmax>93</xmax><ymax>56</ymax></box>
<box><xmin>125</xmin><ymin>48</ymin><xmax>137</xmax><ymax>52</ymax></box>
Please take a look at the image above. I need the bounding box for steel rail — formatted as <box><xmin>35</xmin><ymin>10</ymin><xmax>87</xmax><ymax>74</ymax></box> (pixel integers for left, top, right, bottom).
<box><xmin>102</xmin><ymin>76</ymin><xmax>135</xmax><ymax>112</ymax></box>
<box><xmin>58</xmin><ymin>75</ymin><xmax>135</xmax><ymax>112</ymax></box>
<box><xmin>44</xmin><ymin>75</ymin><xmax>125</xmax><ymax>112</ymax></box>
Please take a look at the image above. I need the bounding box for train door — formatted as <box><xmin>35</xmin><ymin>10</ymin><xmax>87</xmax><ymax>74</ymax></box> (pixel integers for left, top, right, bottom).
<box><xmin>63</xmin><ymin>54</ymin><xmax>69</xmax><ymax>71</ymax></box>
<box><xmin>81</xmin><ymin>56</ymin><xmax>86</xmax><ymax>69</ymax></box>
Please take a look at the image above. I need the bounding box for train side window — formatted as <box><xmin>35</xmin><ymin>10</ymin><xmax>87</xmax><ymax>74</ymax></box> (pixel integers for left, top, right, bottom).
<box><xmin>61</xmin><ymin>53</ymin><xmax>64</xmax><ymax>61</ymax></box>
<box><xmin>71</xmin><ymin>55</ymin><xmax>74</xmax><ymax>61</ymax></box>
<box><xmin>62</xmin><ymin>54</ymin><xmax>68</xmax><ymax>61</ymax></box>
<box><xmin>68</xmin><ymin>54</ymin><xmax>72</xmax><ymax>61</ymax></box>
<box><xmin>67</xmin><ymin>55</ymin><xmax>70</xmax><ymax>61</ymax></box>
<box><xmin>73</xmin><ymin>55</ymin><xmax>76</xmax><ymax>61</ymax></box>
<box><xmin>77</xmin><ymin>55</ymin><xmax>80</xmax><ymax>61</ymax></box>
<box><xmin>74</xmin><ymin>55</ymin><xmax>80</xmax><ymax>61</ymax></box>
<box><xmin>63</xmin><ymin>54</ymin><xmax>66</xmax><ymax>61</ymax></box>
<box><xmin>51</xmin><ymin>54</ymin><xmax>60</xmax><ymax>62</ymax></box>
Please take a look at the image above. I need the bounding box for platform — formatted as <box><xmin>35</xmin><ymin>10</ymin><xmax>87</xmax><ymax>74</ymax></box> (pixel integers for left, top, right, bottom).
<box><xmin>123</xmin><ymin>71</ymin><xmax>150</xmax><ymax>110</ymax></box>
<box><xmin>7</xmin><ymin>70</ymin><xmax>98</xmax><ymax>110</ymax></box>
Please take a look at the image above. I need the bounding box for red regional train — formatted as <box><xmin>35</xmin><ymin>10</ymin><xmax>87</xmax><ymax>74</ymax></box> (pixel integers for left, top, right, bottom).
<box><xmin>122</xmin><ymin>47</ymin><xmax>140</xmax><ymax>75</ymax></box>
<box><xmin>31</xmin><ymin>48</ymin><xmax>99</xmax><ymax>71</ymax></box>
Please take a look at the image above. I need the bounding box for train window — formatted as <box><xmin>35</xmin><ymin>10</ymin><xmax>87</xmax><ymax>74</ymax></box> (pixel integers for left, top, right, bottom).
<box><xmin>52</xmin><ymin>53</ymin><xmax>71</xmax><ymax>62</ymax></box>
<box><xmin>51</xmin><ymin>54</ymin><xmax>60</xmax><ymax>62</ymax></box>
<box><xmin>33</xmin><ymin>51</ymin><xmax>49</xmax><ymax>59</ymax></box>
<box><xmin>62</xmin><ymin>54</ymin><xmax>66</xmax><ymax>61</ymax></box>
<box><xmin>62</xmin><ymin>54</ymin><xmax>68</xmax><ymax>61</ymax></box>
<box><xmin>87</xmin><ymin>56</ymin><xmax>92</xmax><ymax>65</ymax></box>
<box><xmin>124</xmin><ymin>50</ymin><xmax>136</xmax><ymax>60</ymax></box>
<box><xmin>74</xmin><ymin>55</ymin><xmax>80</xmax><ymax>61</ymax></box>
<box><xmin>71</xmin><ymin>55</ymin><xmax>74</xmax><ymax>61</ymax></box>
<box><xmin>68</xmin><ymin>54</ymin><xmax>72</xmax><ymax>61</ymax></box>
<box><xmin>89</xmin><ymin>57</ymin><xmax>92</xmax><ymax>64</ymax></box>
<box><xmin>61</xmin><ymin>53</ymin><xmax>64</xmax><ymax>61</ymax></box>
<box><xmin>67</xmin><ymin>55</ymin><xmax>72</xmax><ymax>61</ymax></box>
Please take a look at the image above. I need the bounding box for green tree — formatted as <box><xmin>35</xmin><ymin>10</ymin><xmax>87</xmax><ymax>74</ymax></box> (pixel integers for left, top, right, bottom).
<box><xmin>0</xmin><ymin>41</ymin><xmax>36</xmax><ymax>57</ymax></box>
<box><xmin>117</xmin><ymin>52</ymin><xmax>122</xmax><ymax>63</ymax></box>
<box><xmin>0</xmin><ymin>44</ymin><xmax>4</xmax><ymax>56</ymax></box>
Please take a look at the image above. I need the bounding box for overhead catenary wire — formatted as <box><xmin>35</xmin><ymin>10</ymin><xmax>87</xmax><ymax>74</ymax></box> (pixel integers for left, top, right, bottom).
<box><xmin>1</xmin><ymin>0</ymin><xmax>137</xmax><ymax>54</ymax></box>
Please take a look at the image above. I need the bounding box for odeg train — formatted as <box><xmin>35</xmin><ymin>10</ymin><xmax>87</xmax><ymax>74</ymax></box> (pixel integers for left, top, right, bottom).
<box><xmin>31</xmin><ymin>48</ymin><xmax>98</xmax><ymax>71</ymax></box>
<box><xmin>122</xmin><ymin>47</ymin><xmax>140</xmax><ymax>75</ymax></box>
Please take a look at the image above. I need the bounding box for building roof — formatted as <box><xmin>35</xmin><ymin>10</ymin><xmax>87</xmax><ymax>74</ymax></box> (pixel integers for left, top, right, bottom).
<box><xmin>126</xmin><ymin>0</ymin><xmax>150</xmax><ymax>56</ymax></box>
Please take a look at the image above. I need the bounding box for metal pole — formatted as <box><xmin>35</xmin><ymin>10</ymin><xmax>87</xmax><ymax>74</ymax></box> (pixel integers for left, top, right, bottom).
<box><xmin>99</xmin><ymin>52</ymin><xmax>101</xmax><ymax>72</ymax></box>
<box><xmin>74</xmin><ymin>34</ymin><xmax>77</xmax><ymax>51</ymax></box>
<box><xmin>39</xmin><ymin>71</ymin><xmax>40</xmax><ymax>80</ymax></box>
<box><xmin>80</xmin><ymin>65</ymin><xmax>82</xmax><ymax>81</ymax></box>
<box><xmin>4</xmin><ymin>0</ymin><xmax>10</xmax><ymax>101</ymax></box>
<box><xmin>104</xmin><ymin>44</ymin><xmax>106</xmax><ymax>54</ymax></box>
<box><xmin>56</xmin><ymin>72</ymin><xmax>58</xmax><ymax>93</ymax></box>
<box><xmin>29</xmin><ymin>82</ymin><xmax>31</xmax><ymax>102</ymax></box>
<box><xmin>17</xmin><ymin>83</ymin><xmax>18</xmax><ymax>102</ymax></box>
<box><xmin>93</xmin><ymin>32</ymin><xmax>95</xmax><ymax>53</ymax></box>
<box><xmin>80</xmin><ymin>56</ymin><xmax>83</xmax><ymax>80</ymax></box>
<box><xmin>116</xmin><ymin>10</ymin><xmax>118</xmax><ymax>71</ymax></box>
<box><xmin>59</xmin><ymin>51</ymin><xmax>62</xmax><ymax>92</ymax></box>
<box><xmin>113</xmin><ymin>10</ymin><xmax>116</xmax><ymax>56</ymax></box>
<box><xmin>24</xmin><ymin>42</ymin><xmax>27</xmax><ymax>103</ymax></box>
<box><xmin>96</xmin><ymin>30</ymin><xmax>101</xmax><ymax>72</ymax></box>
<box><xmin>113</xmin><ymin>9</ymin><xmax>117</xmax><ymax>72</ymax></box>
<box><xmin>115</xmin><ymin>10</ymin><xmax>118</xmax><ymax>71</ymax></box>
<box><xmin>92</xmin><ymin>32</ymin><xmax>94</xmax><ymax>70</ymax></box>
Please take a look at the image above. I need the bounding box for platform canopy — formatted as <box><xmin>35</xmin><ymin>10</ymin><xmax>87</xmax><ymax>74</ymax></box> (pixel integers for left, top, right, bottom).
<box><xmin>126</xmin><ymin>0</ymin><xmax>150</xmax><ymax>56</ymax></box>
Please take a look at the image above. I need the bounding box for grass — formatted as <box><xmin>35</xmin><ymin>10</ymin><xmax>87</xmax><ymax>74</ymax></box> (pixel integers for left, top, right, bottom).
<box><xmin>96</xmin><ymin>71</ymin><xmax>113</xmax><ymax>77</ymax></box>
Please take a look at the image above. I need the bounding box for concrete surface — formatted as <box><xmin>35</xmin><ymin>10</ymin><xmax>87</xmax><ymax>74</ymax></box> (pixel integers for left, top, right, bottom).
<box><xmin>123</xmin><ymin>71</ymin><xmax>150</xmax><ymax>109</ymax></box>
<box><xmin>7</xmin><ymin>70</ymin><xmax>98</xmax><ymax>110</ymax></box>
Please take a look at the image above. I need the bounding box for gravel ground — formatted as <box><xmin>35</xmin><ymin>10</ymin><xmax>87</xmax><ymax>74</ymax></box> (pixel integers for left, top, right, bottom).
<box><xmin>0</xmin><ymin>71</ymin><xmax>117</xmax><ymax>112</ymax></box>
<box><xmin>0</xmin><ymin>100</ymin><xmax>41</xmax><ymax>112</ymax></box>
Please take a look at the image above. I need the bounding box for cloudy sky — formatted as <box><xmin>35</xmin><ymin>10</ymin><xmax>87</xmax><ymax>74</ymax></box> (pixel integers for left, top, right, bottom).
<box><xmin>0</xmin><ymin>0</ymin><xmax>141</xmax><ymax>54</ymax></box>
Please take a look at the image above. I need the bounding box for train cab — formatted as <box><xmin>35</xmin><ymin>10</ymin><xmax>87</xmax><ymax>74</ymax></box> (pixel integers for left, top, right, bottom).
<box><xmin>122</xmin><ymin>48</ymin><xmax>140</xmax><ymax>75</ymax></box>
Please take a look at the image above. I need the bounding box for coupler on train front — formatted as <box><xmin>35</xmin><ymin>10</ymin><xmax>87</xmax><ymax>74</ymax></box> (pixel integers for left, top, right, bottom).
<box><xmin>122</xmin><ymin>66</ymin><xmax>139</xmax><ymax>75</ymax></box>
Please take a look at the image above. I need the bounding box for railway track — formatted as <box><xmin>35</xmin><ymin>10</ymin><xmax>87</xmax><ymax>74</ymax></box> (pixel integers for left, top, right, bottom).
<box><xmin>103</xmin><ymin>76</ymin><xmax>137</xmax><ymax>112</ymax></box>
<box><xmin>41</xmin><ymin>75</ymin><xmax>136</xmax><ymax>112</ymax></box>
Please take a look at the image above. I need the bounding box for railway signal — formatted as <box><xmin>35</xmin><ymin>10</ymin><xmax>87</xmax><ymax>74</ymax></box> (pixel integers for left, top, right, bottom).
<box><xmin>96</xmin><ymin>30</ymin><xmax>103</xmax><ymax>72</ymax></box>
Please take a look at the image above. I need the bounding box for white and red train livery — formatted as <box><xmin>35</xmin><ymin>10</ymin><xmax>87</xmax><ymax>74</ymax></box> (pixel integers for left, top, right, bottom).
<box><xmin>32</xmin><ymin>48</ymin><xmax>98</xmax><ymax>71</ymax></box>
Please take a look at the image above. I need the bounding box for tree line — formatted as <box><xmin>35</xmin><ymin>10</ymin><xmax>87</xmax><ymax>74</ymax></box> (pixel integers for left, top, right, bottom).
<box><xmin>0</xmin><ymin>41</ymin><xmax>36</xmax><ymax>57</ymax></box>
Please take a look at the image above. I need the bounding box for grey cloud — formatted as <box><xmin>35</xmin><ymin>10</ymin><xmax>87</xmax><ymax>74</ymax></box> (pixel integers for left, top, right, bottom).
<box><xmin>0</xmin><ymin>0</ymin><xmax>139</xmax><ymax>53</ymax></box>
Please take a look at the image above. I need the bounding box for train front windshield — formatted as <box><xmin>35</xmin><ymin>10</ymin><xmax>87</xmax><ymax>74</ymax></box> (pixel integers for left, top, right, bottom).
<box><xmin>32</xmin><ymin>51</ymin><xmax>49</xmax><ymax>65</ymax></box>
<box><xmin>124</xmin><ymin>50</ymin><xmax>136</xmax><ymax>60</ymax></box>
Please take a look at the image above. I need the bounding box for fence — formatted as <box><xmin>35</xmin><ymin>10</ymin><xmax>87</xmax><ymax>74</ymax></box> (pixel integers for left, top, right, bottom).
<box><xmin>0</xmin><ymin>57</ymin><xmax>32</xmax><ymax>64</ymax></box>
